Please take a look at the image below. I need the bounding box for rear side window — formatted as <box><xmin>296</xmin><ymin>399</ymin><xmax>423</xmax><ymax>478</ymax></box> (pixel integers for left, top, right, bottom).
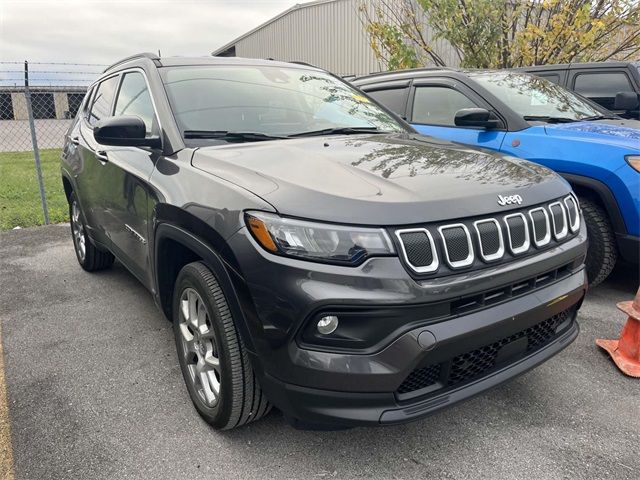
<box><xmin>114</xmin><ymin>72</ymin><xmax>156</xmax><ymax>135</ymax></box>
<box><xmin>88</xmin><ymin>75</ymin><xmax>119</xmax><ymax>126</ymax></box>
<box><xmin>573</xmin><ymin>72</ymin><xmax>634</xmax><ymax>109</ymax></box>
<box><xmin>537</xmin><ymin>73</ymin><xmax>560</xmax><ymax>85</ymax></box>
<box><xmin>412</xmin><ymin>86</ymin><xmax>478</xmax><ymax>126</ymax></box>
<box><xmin>365</xmin><ymin>88</ymin><xmax>408</xmax><ymax>117</ymax></box>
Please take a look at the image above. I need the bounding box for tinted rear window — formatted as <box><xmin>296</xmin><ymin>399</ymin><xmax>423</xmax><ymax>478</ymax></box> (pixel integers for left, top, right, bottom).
<box><xmin>88</xmin><ymin>75</ymin><xmax>119</xmax><ymax>126</ymax></box>
<box><xmin>364</xmin><ymin>88</ymin><xmax>408</xmax><ymax>117</ymax></box>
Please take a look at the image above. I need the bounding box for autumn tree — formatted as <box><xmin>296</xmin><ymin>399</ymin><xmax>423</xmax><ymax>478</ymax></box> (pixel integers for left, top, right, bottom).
<box><xmin>359</xmin><ymin>0</ymin><xmax>640</xmax><ymax>69</ymax></box>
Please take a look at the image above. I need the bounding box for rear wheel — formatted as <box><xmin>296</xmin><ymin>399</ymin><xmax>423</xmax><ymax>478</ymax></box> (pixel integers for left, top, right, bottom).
<box><xmin>579</xmin><ymin>196</ymin><xmax>617</xmax><ymax>287</ymax></box>
<box><xmin>172</xmin><ymin>261</ymin><xmax>270</xmax><ymax>429</ymax></box>
<box><xmin>69</xmin><ymin>192</ymin><xmax>114</xmax><ymax>271</ymax></box>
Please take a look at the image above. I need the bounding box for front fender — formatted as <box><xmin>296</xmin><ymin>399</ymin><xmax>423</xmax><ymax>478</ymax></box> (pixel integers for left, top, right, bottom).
<box><xmin>153</xmin><ymin>221</ymin><xmax>257</xmax><ymax>354</ymax></box>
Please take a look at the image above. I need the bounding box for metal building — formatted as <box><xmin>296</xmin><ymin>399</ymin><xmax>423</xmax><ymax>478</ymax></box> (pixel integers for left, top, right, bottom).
<box><xmin>211</xmin><ymin>0</ymin><xmax>458</xmax><ymax>76</ymax></box>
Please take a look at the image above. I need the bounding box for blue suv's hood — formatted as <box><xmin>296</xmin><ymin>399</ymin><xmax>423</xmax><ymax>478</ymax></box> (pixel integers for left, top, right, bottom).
<box><xmin>544</xmin><ymin>119</ymin><xmax>640</xmax><ymax>151</ymax></box>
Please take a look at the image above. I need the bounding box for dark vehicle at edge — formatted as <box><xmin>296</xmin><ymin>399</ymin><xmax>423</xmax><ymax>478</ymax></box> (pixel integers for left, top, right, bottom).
<box><xmin>518</xmin><ymin>61</ymin><xmax>640</xmax><ymax>119</ymax></box>
<box><xmin>61</xmin><ymin>54</ymin><xmax>587</xmax><ymax>429</ymax></box>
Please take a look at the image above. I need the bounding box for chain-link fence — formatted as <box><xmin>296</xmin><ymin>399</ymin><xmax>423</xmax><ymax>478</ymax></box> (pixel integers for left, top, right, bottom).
<box><xmin>0</xmin><ymin>61</ymin><xmax>105</xmax><ymax>227</ymax></box>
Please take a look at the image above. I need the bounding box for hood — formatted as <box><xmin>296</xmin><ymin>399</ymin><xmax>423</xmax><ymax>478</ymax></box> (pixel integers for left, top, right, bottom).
<box><xmin>191</xmin><ymin>133</ymin><xmax>569</xmax><ymax>225</ymax></box>
<box><xmin>544</xmin><ymin>119</ymin><xmax>640</xmax><ymax>151</ymax></box>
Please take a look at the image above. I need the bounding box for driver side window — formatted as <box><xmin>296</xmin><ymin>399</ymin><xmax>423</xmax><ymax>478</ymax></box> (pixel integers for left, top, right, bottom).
<box><xmin>114</xmin><ymin>72</ymin><xmax>157</xmax><ymax>136</ymax></box>
<box><xmin>412</xmin><ymin>86</ymin><xmax>479</xmax><ymax>126</ymax></box>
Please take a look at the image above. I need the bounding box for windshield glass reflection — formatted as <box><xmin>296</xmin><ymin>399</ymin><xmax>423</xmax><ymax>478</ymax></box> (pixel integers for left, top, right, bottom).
<box><xmin>472</xmin><ymin>72</ymin><xmax>604</xmax><ymax>121</ymax></box>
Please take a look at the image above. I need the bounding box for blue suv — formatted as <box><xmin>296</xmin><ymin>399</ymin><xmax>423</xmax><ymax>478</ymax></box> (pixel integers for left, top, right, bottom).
<box><xmin>354</xmin><ymin>69</ymin><xmax>640</xmax><ymax>286</ymax></box>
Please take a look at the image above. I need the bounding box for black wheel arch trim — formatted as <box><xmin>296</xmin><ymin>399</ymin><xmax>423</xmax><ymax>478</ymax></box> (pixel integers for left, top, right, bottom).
<box><xmin>561</xmin><ymin>173</ymin><xmax>627</xmax><ymax>234</ymax></box>
<box><xmin>153</xmin><ymin>221</ymin><xmax>258</xmax><ymax>354</ymax></box>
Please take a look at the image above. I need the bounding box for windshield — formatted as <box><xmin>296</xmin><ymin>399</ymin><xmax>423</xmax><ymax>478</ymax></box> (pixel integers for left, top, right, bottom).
<box><xmin>472</xmin><ymin>72</ymin><xmax>605</xmax><ymax>121</ymax></box>
<box><xmin>160</xmin><ymin>65</ymin><xmax>406</xmax><ymax>140</ymax></box>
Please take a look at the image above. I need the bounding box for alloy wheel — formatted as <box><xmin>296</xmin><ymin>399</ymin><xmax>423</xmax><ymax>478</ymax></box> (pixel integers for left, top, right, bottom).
<box><xmin>178</xmin><ymin>287</ymin><xmax>222</xmax><ymax>407</ymax></box>
<box><xmin>71</xmin><ymin>200</ymin><xmax>86</xmax><ymax>262</ymax></box>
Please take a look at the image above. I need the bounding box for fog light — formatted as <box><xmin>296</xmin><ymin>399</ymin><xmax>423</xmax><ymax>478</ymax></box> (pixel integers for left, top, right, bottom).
<box><xmin>317</xmin><ymin>315</ymin><xmax>339</xmax><ymax>335</ymax></box>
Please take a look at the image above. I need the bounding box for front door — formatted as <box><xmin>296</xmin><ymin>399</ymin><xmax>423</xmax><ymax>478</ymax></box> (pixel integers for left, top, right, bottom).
<box><xmin>409</xmin><ymin>81</ymin><xmax>507</xmax><ymax>152</ymax></box>
<box><xmin>96</xmin><ymin>70</ymin><xmax>160</xmax><ymax>287</ymax></box>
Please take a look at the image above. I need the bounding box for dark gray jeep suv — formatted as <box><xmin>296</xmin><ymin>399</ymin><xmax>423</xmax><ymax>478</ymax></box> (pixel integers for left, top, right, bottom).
<box><xmin>61</xmin><ymin>53</ymin><xmax>587</xmax><ymax>430</ymax></box>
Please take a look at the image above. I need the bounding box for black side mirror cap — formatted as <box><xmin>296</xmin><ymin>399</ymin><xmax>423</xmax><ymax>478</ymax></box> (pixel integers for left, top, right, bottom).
<box><xmin>93</xmin><ymin>115</ymin><xmax>161</xmax><ymax>149</ymax></box>
<box><xmin>454</xmin><ymin>108</ymin><xmax>500</xmax><ymax>129</ymax></box>
<box><xmin>614</xmin><ymin>91</ymin><xmax>640</xmax><ymax>111</ymax></box>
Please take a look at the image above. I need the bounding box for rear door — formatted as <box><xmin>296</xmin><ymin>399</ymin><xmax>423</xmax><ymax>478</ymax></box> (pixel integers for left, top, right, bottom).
<box><xmin>407</xmin><ymin>79</ymin><xmax>507</xmax><ymax>151</ymax></box>
<box><xmin>76</xmin><ymin>74</ymin><xmax>121</xmax><ymax>246</ymax></box>
<box><xmin>359</xmin><ymin>80</ymin><xmax>411</xmax><ymax>119</ymax></box>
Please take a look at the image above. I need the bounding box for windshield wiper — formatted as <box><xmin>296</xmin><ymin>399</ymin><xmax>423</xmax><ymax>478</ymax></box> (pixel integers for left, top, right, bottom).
<box><xmin>579</xmin><ymin>114</ymin><xmax>619</xmax><ymax>121</ymax></box>
<box><xmin>183</xmin><ymin>130</ymin><xmax>289</xmax><ymax>141</ymax></box>
<box><xmin>523</xmin><ymin>115</ymin><xmax>577</xmax><ymax>124</ymax></box>
<box><xmin>287</xmin><ymin>126</ymin><xmax>388</xmax><ymax>137</ymax></box>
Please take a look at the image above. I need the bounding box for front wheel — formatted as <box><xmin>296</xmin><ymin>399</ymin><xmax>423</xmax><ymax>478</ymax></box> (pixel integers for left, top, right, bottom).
<box><xmin>172</xmin><ymin>261</ymin><xmax>270</xmax><ymax>429</ymax></box>
<box><xmin>579</xmin><ymin>196</ymin><xmax>617</xmax><ymax>287</ymax></box>
<box><xmin>69</xmin><ymin>192</ymin><xmax>114</xmax><ymax>271</ymax></box>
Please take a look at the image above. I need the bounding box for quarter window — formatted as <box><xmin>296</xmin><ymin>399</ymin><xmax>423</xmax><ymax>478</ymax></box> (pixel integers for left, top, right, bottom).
<box><xmin>412</xmin><ymin>86</ymin><xmax>479</xmax><ymax>126</ymax></box>
<box><xmin>114</xmin><ymin>72</ymin><xmax>156</xmax><ymax>135</ymax></box>
<box><xmin>574</xmin><ymin>72</ymin><xmax>634</xmax><ymax>109</ymax></box>
<box><xmin>88</xmin><ymin>76</ymin><xmax>119</xmax><ymax>126</ymax></box>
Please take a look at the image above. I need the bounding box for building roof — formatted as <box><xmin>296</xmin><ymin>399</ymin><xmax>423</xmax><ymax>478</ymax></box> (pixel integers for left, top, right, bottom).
<box><xmin>211</xmin><ymin>0</ymin><xmax>340</xmax><ymax>56</ymax></box>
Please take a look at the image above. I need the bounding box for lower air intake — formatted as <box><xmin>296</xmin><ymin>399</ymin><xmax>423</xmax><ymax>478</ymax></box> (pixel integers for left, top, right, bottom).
<box><xmin>396</xmin><ymin>307</ymin><xmax>574</xmax><ymax>398</ymax></box>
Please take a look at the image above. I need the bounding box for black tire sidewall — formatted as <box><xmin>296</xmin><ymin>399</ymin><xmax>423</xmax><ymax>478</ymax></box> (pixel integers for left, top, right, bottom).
<box><xmin>580</xmin><ymin>197</ymin><xmax>617</xmax><ymax>287</ymax></box>
<box><xmin>172</xmin><ymin>264</ymin><xmax>236</xmax><ymax>428</ymax></box>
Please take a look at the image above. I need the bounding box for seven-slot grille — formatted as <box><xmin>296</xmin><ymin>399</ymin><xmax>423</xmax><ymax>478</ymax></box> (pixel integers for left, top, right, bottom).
<box><xmin>395</xmin><ymin>195</ymin><xmax>580</xmax><ymax>275</ymax></box>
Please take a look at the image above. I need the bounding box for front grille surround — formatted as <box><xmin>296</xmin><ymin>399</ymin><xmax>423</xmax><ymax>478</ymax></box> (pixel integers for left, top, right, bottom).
<box><xmin>473</xmin><ymin>218</ymin><xmax>504</xmax><ymax>262</ymax></box>
<box><xmin>564</xmin><ymin>195</ymin><xmax>580</xmax><ymax>233</ymax></box>
<box><xmin>395</xmin><ymin>228</ymin><xmax>439</xmax><ymax>273</ymax></box>
<box><xmin>438</xmin><ymin>223</ymin><xmax>474</xmax><ymax>268</ymax></box>
<box><xmin>549</xmin><ymin>201</ymin><xmax>568</xmax><ymax>240</ymax></box>
<box><xmin>393</xmin><ymin>195</ymin><xmax>580</xmax><ymax>276</ymax></box>
<box><xmin>503</xmin><ymin>212</ymin><xmax>530</xmax><ymax>254</ymax></box>
<box><xmin>528</xmin><ymin>207</ymin><xmax>551</xmax><ymax>247</ymax></box>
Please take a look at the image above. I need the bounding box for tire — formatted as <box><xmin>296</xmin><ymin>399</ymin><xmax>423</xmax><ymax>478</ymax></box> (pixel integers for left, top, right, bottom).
<box><xmin>579</xmin><ymin>196</ymin><xmax>617</xmax><ymax>287</ymax></box>
<box><xmin>69</xmin><ymin>192</ymin><xmax>114</xmax><ymax>272</ymax></box>
<box><xmin>172</xmin><ymin>261</ymin><xmax>271</xmax><ymax>429</ymax></box>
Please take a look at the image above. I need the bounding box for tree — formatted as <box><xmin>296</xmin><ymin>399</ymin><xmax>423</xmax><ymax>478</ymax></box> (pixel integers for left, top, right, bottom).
<box><xmin>359</xmin><ymin>0</ymin><xmax>640</xmax><ymax>69</ymax></box>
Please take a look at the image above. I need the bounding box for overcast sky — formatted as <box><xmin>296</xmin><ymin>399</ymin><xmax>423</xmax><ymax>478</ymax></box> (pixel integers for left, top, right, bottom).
<box><xmin>0</xmin><ymin>0</ymin><xmax>298</xmax><ymax>65</ymax></box>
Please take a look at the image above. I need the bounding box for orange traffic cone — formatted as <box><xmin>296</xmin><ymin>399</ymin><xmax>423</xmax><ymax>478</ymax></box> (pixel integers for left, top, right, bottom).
<box><xmin>596</xmin><ymin>287</ymin><xmax>640</xmax><ymax>377</ymax></box>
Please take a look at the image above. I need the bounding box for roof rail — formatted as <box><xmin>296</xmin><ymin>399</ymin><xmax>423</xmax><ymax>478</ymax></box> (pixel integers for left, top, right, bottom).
<box><xmin>103</xmin><ymin>52</ymin><xmax>161</xmax><ymax>73</ymax></box>
<box><xmin>289</xmin><ymin>60</ymin><xmax>320</xmax><ymax>69</ymax></box>
<box><xmin>355</xmin><ymin>66</ymin><xmax>453</xmax><ymax>81</ymax></box>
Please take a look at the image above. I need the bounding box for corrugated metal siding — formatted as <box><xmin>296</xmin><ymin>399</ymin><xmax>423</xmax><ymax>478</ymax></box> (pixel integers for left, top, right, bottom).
<box><xmin>220</xmin><ymin>0</ymin><xmax>459</xmax><ymax>76</ymax></box>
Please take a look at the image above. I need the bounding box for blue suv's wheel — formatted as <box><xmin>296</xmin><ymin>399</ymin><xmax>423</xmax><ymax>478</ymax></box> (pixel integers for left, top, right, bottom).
<box><xmin>579</xmin><ymin>197</ymin><xmax>617</xmax><ymax>287</ymax></box>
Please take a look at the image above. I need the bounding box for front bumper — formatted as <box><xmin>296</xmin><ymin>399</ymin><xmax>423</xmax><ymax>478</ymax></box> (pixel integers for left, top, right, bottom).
<box><xmin>227</xmin><ymin>223</ymin><xmax>587</xmax><ymax>427</ymax></box>
<box><xmin>255</xmin><ymin>272</ymin><xmax>584</xmax><ymax>427</ymax></box>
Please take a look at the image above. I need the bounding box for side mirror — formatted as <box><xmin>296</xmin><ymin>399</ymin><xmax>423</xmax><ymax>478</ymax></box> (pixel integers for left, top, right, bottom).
<box><xmin>454</xmin><ymin>108</ymin><xmax>500</xmax><ymax>129</ymax></box>
<box><xmin>93</xmin><ymin>115</ymin><xmax>161</xmax><ymax>148</ymax></box>
<box><xmin>614</xmin><ymin>92</ymin><xmax>639</xmax><ymax>111</ymax></box>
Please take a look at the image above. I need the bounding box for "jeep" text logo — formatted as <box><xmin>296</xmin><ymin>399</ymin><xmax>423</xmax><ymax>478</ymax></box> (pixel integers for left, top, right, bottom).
<box><xmin>497</xmin><ymin>194</ymin><xmax>523</xmax><ymax>206</ymax></box>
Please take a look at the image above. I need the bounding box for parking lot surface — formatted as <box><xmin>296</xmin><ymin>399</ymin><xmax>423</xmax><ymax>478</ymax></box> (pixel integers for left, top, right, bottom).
<box><xmin>0</xmin><ymin>224</ymin><xmax>638</xmax><ymax>480</ymax></box>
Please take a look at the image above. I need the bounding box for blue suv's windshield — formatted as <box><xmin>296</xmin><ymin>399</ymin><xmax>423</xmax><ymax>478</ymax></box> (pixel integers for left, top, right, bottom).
<box><xmin>160</xmin><ymin>65</ymin><xmax>406</xmax><ymax>140</ymax></box>
<box><xmin>472</xmin><ymin>72</ymin><xmax>606</xmax><ymax>122</ymax></box>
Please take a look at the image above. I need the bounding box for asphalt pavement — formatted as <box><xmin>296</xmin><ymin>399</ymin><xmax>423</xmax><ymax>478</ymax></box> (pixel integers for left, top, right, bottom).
<box><xmin>0</xmin><ymin>224</ymin><xmax>638</xmax><ymax>480</ymax></box>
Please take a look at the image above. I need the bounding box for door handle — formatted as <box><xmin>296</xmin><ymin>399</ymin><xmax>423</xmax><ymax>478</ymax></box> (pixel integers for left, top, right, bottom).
<box><xmin>70</xmin><ymin>135</ymin><xmax>80</xmax><ymax>145</ymax></box>
<box><xmin>96</xmin><ymin>150</ymin><xmax>109</xmax><ymax>163</ymax></box>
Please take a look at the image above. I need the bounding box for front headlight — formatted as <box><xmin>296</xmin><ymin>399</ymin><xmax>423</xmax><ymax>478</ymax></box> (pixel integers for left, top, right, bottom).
<box><xmin>626</xmin><ymin>155</ymin><xmax>640</xmax><ymax>172</ymax></box>
<box><xmin>245</xmin><ymin>211</ymin><xmax>395</xmax><ymax>265</ymax></box>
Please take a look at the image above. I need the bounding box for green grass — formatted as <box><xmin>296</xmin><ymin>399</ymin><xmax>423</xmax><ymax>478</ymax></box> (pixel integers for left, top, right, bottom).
<box><xmin>0</xmin><ymin>149</ymin><xmax>68</xmax><ymax>231</ymax></box>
